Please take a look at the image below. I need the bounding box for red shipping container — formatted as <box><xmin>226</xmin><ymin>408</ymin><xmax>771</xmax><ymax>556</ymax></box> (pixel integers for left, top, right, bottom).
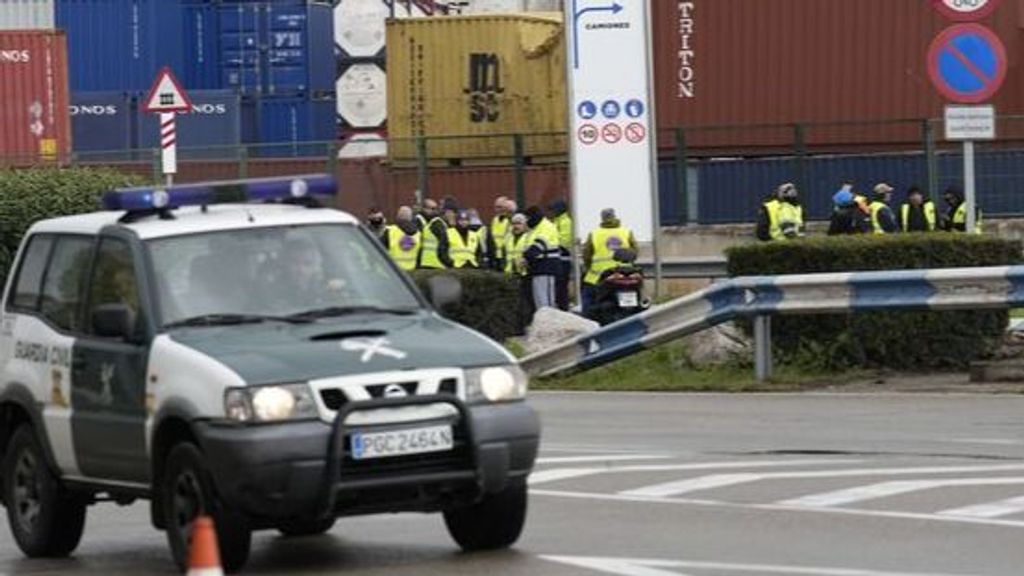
<box><xmin>652</xmin><ymin>0</ymin><xmax>1024</xmax><ymax>153</ymax></box>
<box><xmin>0</xmin><ymin>30</ymin><xmax>71</xmax><ymax>166</ymax></box>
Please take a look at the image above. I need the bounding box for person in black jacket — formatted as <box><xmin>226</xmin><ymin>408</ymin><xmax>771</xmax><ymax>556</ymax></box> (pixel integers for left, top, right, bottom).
<box><xmin>827</xmin><ymin>188</ymin><xmax>869</xmax><ymax>236</ymax></box>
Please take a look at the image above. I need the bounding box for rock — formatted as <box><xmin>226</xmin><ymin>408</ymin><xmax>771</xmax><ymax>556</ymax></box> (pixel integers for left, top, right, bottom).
<box><xmin>522</xmin><ymin>307</ymin><xmax>599</xmax><ymax>356</ymax></box>
<box><xmin>681</xmin><ymin>322</ymin><xmax>751</xmax><ymax>367</ymax></box>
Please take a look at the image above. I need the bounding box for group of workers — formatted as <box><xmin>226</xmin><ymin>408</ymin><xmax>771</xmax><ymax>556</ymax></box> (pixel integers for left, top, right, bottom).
<box><xmin>757</xmin><ymin>181</ymin><xmax>983</xmax><ymax>241</ymax></box>
<box><xmin>366</xmin><ymin>196</ymin><xmax>636</xmax><ymax>322</ymax></box>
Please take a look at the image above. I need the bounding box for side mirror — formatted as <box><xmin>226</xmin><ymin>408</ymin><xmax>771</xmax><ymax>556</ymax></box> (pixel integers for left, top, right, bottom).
<box><xmin>92</xmin><ymin>304</ymin><xmax>136</xmax><ymax>340</ymax></box>
<box><xmin>427</xmin><ymin>275</ymin><xmax>462</xmax><ymax>309</ymax></box>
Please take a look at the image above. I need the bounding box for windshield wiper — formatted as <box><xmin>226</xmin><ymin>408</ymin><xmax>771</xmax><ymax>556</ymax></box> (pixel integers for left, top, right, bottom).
<box><xmin>164</xmin><ymin>313</ymin><xmax>313</xmax><ymax>329</ymax></box>
<box><xmin>287</xmin><ymin>305</ymin><xmax>419</xmax><ymax>321</ymax></box>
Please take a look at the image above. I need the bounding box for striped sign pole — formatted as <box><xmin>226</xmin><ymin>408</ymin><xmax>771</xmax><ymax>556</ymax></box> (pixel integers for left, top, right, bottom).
<box><xmin>160</xmin><ymin>112</ymin><xmax>177</xmax><ymax>186</ymax></box>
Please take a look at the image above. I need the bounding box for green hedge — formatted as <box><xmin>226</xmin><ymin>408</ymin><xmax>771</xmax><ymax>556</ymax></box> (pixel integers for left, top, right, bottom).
<box><xmin>726</xmin><ymin>235</ymin><xmax>1023</xmax><ymax>370</ymax></box>
<box><xmin>0</xmin><ymin>167</ymin><xmax>143</xmax><ymax>284</ymax></box>
<box><xmin>411</xmin><ymin>269</ymin><xmax>522</xmax><ymax>342</ymax></box>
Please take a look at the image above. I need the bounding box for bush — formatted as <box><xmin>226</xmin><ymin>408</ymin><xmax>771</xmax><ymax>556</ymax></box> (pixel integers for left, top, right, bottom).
<box><xmin>726</xmin><ymin>235</ymin><xmax>1023</xmax><ymax>370</ymax></box>
<box><xmin>411</xmin><ymin>269</ymin><xmax>522</xmax><ymax>343</ymax></box>
<box><xmin>0</xmin><ymin>167</ymin><xmax>143</xmax><ymax>283</ymax></box>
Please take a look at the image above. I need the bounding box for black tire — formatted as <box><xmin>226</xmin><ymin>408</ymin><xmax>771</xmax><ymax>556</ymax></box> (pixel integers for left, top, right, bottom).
<box><xmin>2</xmin><ymin>425</ymin><xmax>86</xmax><ymax>558</ymax></box>
<box><xmin>276</xmin><ymin>517</ymin><xmax>336</xmax><ymax>537</ymax></box>
<box><xmin>161</xmin><ymin>443</ymin><xmax>251</xmax><ymax>574</ymax></box>
<box><xmin>443</xmin><ymin>481</ymin><xmax>527</xmax><ymax>552</ymax></box>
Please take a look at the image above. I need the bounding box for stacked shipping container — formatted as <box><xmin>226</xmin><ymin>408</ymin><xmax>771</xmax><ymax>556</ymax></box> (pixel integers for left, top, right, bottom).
<box><xmin>54</xmin><ymin>0</ymin><xmax>335</xmax><ymax>155</ymax></box>
<box><xmin>0</xmin><ymin>30</ymin><xmax>71</xmax><ymax>165</ymax></box>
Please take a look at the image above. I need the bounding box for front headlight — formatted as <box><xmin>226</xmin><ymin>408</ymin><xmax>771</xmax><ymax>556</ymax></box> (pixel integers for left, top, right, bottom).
<box><xmin>465</xmin><ymin>365</ymin><xmax>528</xmax><ymax>404</ymax></box>
<box><xmin>224</xmin><ymin>383</ymin><xmax>318</xmax><ymax>422</ymax></box>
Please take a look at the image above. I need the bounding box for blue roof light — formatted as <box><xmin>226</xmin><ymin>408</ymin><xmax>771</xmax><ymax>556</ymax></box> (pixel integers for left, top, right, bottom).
<box><xmin>102</xmin><ymin>175</ymin><xmax>337</xmax><ymax>212</ymax></box>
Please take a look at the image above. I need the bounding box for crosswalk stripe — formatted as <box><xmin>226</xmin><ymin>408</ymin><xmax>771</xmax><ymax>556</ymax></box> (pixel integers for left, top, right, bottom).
<box><xmin>939</xmin><ymin>495</ymin><xmax>1024</xmax><ymax>519</ymax></box>
<box><xmin>536</xmin><ymin>454</ymin><xmax>671</xmax><ymax>464</ymax></box>
<box><xmin>779</xmin><ymin>477</ymin><xmax>1024</xmax><ymax>508</ymax></box>
<box><xmin>529</xmin><ymin>459</ymin><xmax>861</xmax><ymax>486</ymax></box>
<box><xmin>620</xmin><ymin>463</ymin><xmax>1024</xmax><ymax>498</ymax></box>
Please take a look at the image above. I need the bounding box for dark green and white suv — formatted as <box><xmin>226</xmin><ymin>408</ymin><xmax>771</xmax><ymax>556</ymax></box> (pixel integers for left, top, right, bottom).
<box><xmin>0</xmin><ymin>175</ymin><xmax>540</xmax><ymax>572</ymax></box>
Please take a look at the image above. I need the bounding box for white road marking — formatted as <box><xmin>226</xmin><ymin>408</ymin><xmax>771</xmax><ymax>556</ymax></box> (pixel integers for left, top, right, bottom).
<box><xmin>944</xmin><ymin>438</ymin><xmax>1024</xmax><ymax>446</ymax></box>
<box><xmin>541</xmin><ymin>555</ymin><xmax>982</xmax><ymax>576</ymax></box>
<box><xmin>537</xmin><ymin>454</ymin><xmax>672</xmax><ymax>464</ymax></box>
<box><xmin>939</xmin><ymin>495</ymin><xmax>1024</xmax><ymax>519</ymax></box>
<box><xmin>780</xmin><ymin>477</ymin><xmax>1024</xmax><ymax>508</ymax></box>
<box><xmin>531</xmin><ymin>489</ymin><xmax>1024</xmax><ymax>529</ymax></box>
<box><xmin>529</xmin><ymin>459</ymin><xmax>861</xmax><ymax>486</ymax></box>
<box><xmin>620</xmin><ymin>463</ymin><xmax>1024</xmax><ymax>498</ymax></box>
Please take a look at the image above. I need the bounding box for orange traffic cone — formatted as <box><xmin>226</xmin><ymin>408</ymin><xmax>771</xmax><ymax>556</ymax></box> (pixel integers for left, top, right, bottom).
<box><xmin>187</xmin><ymin>515</ymin><xmax>224</xmax><ymax>576</ymax></box>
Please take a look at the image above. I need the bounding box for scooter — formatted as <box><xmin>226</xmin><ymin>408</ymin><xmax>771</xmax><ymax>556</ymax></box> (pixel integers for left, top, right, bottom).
<box><xmin>587</xmin><ymin>250</ymin><xmax>651</xmax><ymax>326</ymax></box>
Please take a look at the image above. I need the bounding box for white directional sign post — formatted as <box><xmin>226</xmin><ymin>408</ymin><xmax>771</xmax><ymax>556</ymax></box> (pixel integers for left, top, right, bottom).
<box><xmin>142</xmin><ymin>67</ymin><xmax>192</xmax><ymax>186</ymax></box>
<box><xmin>565</xmin><ymin>0</ymin><xmax>660</xmax><ymax>290</ymax></box>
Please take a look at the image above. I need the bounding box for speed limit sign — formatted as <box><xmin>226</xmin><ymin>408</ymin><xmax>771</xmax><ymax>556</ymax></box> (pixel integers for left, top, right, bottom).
<box><xmin>931</xmin><ymin>0</ymin><xmax>1001</xmax><ymax>21</ymax></box>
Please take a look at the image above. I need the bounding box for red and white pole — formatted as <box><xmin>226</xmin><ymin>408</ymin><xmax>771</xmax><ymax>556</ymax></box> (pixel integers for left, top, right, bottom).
<box><xmin>160</xmin><ymin>112</ymin><xmax>177</xmax><ymax>186</ymax></box>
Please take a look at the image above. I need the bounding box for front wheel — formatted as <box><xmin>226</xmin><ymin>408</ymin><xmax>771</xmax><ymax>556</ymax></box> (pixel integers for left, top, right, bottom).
<box><xmin>2</xmin><ymin>425</ymin><xmax>86</xmax><ymax>558</ymax></box>
<box><xmin>443</xmin><ymin>481</ymin><xmax>527</xmax><ymax>551</ymax></box>
<box><xmin>160</xmin><ymin>443</ymin><xmax>251</xmax><ymax>573</ymax></box>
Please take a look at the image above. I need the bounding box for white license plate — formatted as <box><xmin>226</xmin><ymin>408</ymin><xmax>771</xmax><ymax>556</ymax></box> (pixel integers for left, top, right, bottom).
<box><xmin>351</xmin><ymin>425</ymin><xmax>454</xmax><ymax>460</ymax></box>
<box><xmin>617</xmin><ymin>291</ymin><xmax>639</xmax><ymax>308</ymax></box>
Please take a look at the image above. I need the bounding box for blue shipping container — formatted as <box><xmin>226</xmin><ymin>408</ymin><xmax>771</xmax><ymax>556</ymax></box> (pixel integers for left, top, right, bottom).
<box><xmin>251</xmin><ymin>96</ymin><xmax>335</xmax><ymax>157</ymax></box>
<box><xmin>57</xmin><ymin>0</ymin><xmax>185</xmax><ymax>91</ymax></box>
<box><xmin>182</xmin><ymin>1</ymin><xmax>335</xmax><ymax>96</ymax></box>
<box><xmin>69</xmin><ymin>92</ymin><xmax>136</xmax><ymax>157</ymax></box>
<box><xmin>137</xmin><ymin>90</ymin><xmax>254</xmax><ymax>159</ymax></box>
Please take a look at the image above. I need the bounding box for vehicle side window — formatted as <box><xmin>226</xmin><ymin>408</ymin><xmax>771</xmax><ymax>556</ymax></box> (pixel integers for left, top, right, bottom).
<box><xmin>39</xmin><ymin>236</ymin><xmax>93</xmax><ymax>332</ymax></box>
<box><xmin>9</xmin><ymin>235</ymin><xmax>54</xmax><ymax>312</ymax></box>
<box><xmin>87</xmin><ymin>238</ymin><xmax>142</xmax><ymax>335</ymax></box>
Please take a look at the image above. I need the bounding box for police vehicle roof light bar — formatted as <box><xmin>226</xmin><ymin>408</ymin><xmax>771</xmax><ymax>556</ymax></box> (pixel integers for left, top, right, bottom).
<box><xmin>102</xmin><ymin>175</ymin><xmax>337</xmax><ymax>212</ymax></box>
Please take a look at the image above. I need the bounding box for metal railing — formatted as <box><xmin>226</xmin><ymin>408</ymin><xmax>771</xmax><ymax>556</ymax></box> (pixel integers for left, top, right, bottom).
<box><xmin>520</xmin><ymin>266</ymin><xmax>1024</xmax><ymax>381</ymax></box>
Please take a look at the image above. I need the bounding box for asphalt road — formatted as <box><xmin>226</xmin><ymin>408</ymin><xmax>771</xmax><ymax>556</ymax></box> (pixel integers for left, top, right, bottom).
<box><xmin>2</xmin><ymin>392</ymin><xmax>1024</xmax><ymax>575</ymax></box>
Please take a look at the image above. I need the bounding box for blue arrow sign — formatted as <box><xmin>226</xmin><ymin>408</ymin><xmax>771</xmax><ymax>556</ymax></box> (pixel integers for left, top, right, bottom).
<box><xmin>571</xmin><ymin>0</ymin><xmax>625</xmax><ymax>69</ymax></box>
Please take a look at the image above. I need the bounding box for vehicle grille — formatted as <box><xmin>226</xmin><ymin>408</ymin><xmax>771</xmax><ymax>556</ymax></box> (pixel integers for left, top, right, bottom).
<box><xmin>319</xmin><ymin>376</ymin><xmax>459</xmax><ymax>411</ymax></box>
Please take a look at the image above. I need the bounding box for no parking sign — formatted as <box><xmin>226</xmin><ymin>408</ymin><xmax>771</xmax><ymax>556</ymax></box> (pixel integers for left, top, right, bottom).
<box><xmin>927</xmin><ymin>24</ymin><xmax>1007</xmax><ymax>104</ymax></box>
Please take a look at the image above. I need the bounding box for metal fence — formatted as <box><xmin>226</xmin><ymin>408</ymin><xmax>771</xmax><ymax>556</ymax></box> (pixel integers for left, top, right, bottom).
<box><xmin>7</xmin><ymin>115</ymin><xmax>1024</xmax><ymax>225</ymax></box>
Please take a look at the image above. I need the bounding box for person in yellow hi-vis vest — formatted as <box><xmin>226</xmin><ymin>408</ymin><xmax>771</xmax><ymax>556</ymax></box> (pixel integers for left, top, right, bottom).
<box><xmin>381</xmin><ymin>206</ymin><xmax>421</xmax><ymax>271</ymax></box>
<box><xmin>419</xmin><ymin>198</ymin><xmax>453</xmax><ymax>269</ymax></box>
<box><xmin>581</xmin><ymin>208</ymin><xmax>636</xmax><ymax>315</ymax></box>
<box><xmin>522</xmin><ymin>206</ymin><xmax>561</xmax><ymax>314</ymax></box>
<box><xmin>756</xmin><ymin>183</ymin><xmax>806</xmax><ymax>241</ymax></box>
<box><xmin>900</xmin><ymin>185</ymin><xmax>936</xmax><ymax>233</ymax></box>
<box><xmin>504</xmin><ymin>213</ymin><xmax>533</xmax><ymax>332</ymax></box>
<box><xmin>548</xmin><ymin>199</ymin><xmax>573</xmax><ymax>311</ymax></box>
<box><xmin>447</xmin><ymin>211</ymin><xmax>482</xmax><ymax>268</ymax></box>
<box><xmin>941</xmin><ymin>184</ymin><xmax>984</xmax><ymax>234</ymax></box>
<box><xmin>488</xmin><ymin>196</ymin><xmax>515</xmax><ymax>271</ymax></box>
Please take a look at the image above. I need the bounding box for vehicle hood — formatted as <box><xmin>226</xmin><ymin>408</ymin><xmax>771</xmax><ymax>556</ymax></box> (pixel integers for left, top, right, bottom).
<box><xmin>167</xmin><ymin>313</ymin><xmax>511</xmax><ymax>385</ymax></box>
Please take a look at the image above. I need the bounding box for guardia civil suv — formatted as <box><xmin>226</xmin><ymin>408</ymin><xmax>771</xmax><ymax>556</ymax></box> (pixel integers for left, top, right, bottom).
<box><xmin>0</xmin><ymin>175</ymin><xmax>539</xmax><ymax>572</ymax></box>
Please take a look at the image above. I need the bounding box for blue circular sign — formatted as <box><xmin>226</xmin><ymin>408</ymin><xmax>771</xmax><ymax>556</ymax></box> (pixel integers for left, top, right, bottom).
<box><xmin>601</xmin><ymin>100</ymin><xmax>621</xmax><ymax>119</ymax></box>
<box><xmin>928</xmin><ymin>24</ymin><xmax>1007</xmax><ymax>104</ymax></box>
<box><xmin>577</xmin><ymin>100</ymin><xmax>597</xmax><ymax>120</ymax></box>
<box><xmin>625</xmin><ymin>99</ymin><xmax>645</xmax><ymax>118</ymax></box>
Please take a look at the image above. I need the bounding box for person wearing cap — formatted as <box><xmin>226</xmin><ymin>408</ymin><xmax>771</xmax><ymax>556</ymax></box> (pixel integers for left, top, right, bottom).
<box><xmin>419</xmin><ymin>198</ymin><xmax>453</xmax><ymax>269</ymax></box>
<box><xmin>900</xmin><ymin>185</ymin><xmax>936</xmax><ymax>233</ymax></box>
<box><xmin>522</xmin><ymin>206</ymin><xmax>562</xmax><ymax>313</ymax></box>
<box><xmin>506</xmin><ymin>213</ymin><xmax>533</xmax><ymax>331</ymax></box>
<box><xmin>447</xmin><ymin>210</ymin><xmax>482</xmax><ymax>269</ymax></box>
<box><xmin>582</xmin><ymin>208</ymin><xmax>637</xmax><ymax>314</ymax></box>
<box><xmin>466</xmin><ymin>208</ymin><xmax>489</xmax><ymax>267</ymax></box>
<box><xmin>756</xmin><ymin>182</ymin><xmax>805</xmax><ymax>241</ymax></box>
<box><xmin>868</xmin><ymin>183</ymin><xmax>899</xmax><ymax>234</ymax></box>
<box><xmin>827</xmin><ymin>188</ymin><xmax>870</xmax><ymax>236</ymax></box>
<box><xmin>382</xmin><ymin>206</ymin><xmax>422</xmax><ymax>271</ymax></box>
<box><xmin>941</xmin><ymin>184</ymin><xmax>984</xmax><ymax>233</ymax></box>
<box><xmin>548</xmin><ymin>199</ymin><xmax>573</xmax><ymax>311</ymax></box>
<box><xmin>488</xmin><ymin>196</ymin><xmax>515</xmax><ymax>271</ymax></box>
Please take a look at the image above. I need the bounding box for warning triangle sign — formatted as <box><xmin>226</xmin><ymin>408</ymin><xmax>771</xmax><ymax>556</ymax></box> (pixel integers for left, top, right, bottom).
<box><xmin>142</xmin><ymin>67</ymin><xmax>192</xmax><ymax>113</ymax></box>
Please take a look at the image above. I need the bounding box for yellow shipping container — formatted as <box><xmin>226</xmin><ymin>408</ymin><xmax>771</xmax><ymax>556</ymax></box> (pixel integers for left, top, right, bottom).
<box><xmin>386</xmin><ymin>14</ymin><xmax>567</xmax><ymax>164</ymax></box>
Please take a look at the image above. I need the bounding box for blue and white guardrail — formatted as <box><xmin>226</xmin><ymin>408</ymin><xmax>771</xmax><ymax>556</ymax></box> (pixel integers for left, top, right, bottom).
<box><xmin>520</xmin><ymin>266</ymin><xmax>1024</xmax><ymax>378</ymax></box>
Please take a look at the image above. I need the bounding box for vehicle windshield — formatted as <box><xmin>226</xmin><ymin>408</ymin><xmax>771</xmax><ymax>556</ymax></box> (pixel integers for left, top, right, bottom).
<box><xmin>147</xmin><ymin>224</ymin><xmax>422</xmax><ymax>327</ymax></box>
